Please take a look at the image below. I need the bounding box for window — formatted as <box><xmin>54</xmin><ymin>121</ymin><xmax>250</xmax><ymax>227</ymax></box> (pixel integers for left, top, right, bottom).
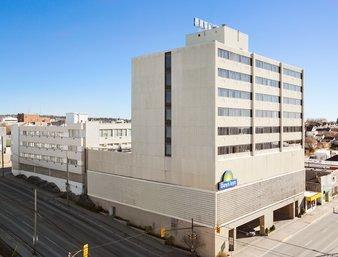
<box><xmin>283</xmin><ymin>97</ymin><xmax>302</xmax><ymax>105</ymax></box>
<box><xmin>218</xmin><ymin>127</ymin><xmax>252</xmax><ymax>135</ymax></box>
<box><xmin>283</xmin><ymin>112</ymin><xmax>302</xmax><ymax>119</ymax></box>
<box><xmin>255</xmin><ymin>76</ymin><xmax>280</xmax><ymax>88</ymax></box>
<box><xmin>68</xmin><ymin>145</ymin><xmax>77</xmax><ymax>152</ymax></box>
<box><xmin>218</xmin><ymin>48</ymin><xmax>251</xmax><ymax>65</ymax></box>
<box><xmin>284</xmin><ymin>140</ymin><xmax>302</xmax><ymax>147</ymax></box>
<box><xmin>256</xmin><ymin>141</ymin><xmax>280</xmax><ymax>150</ymax></box>
<box><xmin>68</xmin><ymin>159</ymin><xmax>78</xmax><ymax>166</ymax></box>
<box><xmin>165</xmin><ymin>91</ymin><xmax>171</xmax><ymax>104</ymax></box>
<box><xmin>255</xmin><ymin>60</ymin><xmax>279</xmax><ymax>73</ymax></box>
<box><xmin>256</xmin><ymin>93</ymin><xmax>280</xmax><ymax>103</ymax></box>
<box><xmin>255</xmin><ymin>127</ymin><xmax>280</xmax><ymax>134</ymax></box>
<box><xmin>100</xmin><ymin>129</ymin><xmax>113</xmax><ymax>138</ymax></box>
<box><xmin>165</xmin><ymin>143</ymin><xmax>171</xmax><ymax>156</ymax></box>
<box><xmin>283</xmin><ymin>82</ymin><xmax>302</xmax><ymax>92</ymax></box>
<box><xmin>165</xmin><ymin>108</ymin><xmax>171</xmax><ymax>121</ymax></box>
<box><xmin>165</xmin><ymin>126</ymin><xmax>171</xmax><ymax>138</ymax></box>
<box><xmin>218</xmin><ymin>88</ymin><xmax>252</xmax><ymax>100</ymax></box>
<box><xmin>218</xmin><ymin>144</ymin><xmax>252</xmax><ymax>155</ymax></box>
<box><xmin>256</xmin><ymin>110</ymin><xmax>280</xmax><ymax>118</ymax></box>
<box><xmin>218</xmin><ymin>107</ymin><xmax>252</xmax><ymax>117</ymax></box>
<box><xmin>218</xmin><ymin>68</ymin><xmax>252</xmax><ymax>83</ymax></box>
<box><xmin>69</xmin><ymin>129</ymin><xmax>80</xmax><ymax>138</ymax></box>
<box><xmin>283</xmin><ymin>68</ymin><xmax>302</xmax><ymax>79</ymax></box>
<box><xmin>283</xmin><ymin>126</ymin><xmax>302</xmax><ymax>133</ymax></box>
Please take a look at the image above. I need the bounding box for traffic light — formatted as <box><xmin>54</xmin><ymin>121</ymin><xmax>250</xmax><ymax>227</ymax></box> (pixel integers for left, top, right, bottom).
<box><xmin>160</xmin><ymin>228</ymin><xmax>166</xmax><ymax>238</ymax></box>
<box><xmin>83</xmin><ymin>244</ymin><xmax>89</xmax><ymax>257</ymax></box>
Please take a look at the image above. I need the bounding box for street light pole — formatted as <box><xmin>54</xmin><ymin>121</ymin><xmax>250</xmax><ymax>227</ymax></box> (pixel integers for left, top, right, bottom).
<box><xmin>1</xmin><ymin>136</ymin><xmax>4</xmax><ymax>177</ymax></box>
<box><xmin>33</xmin><ymin>188</ymin><xmax>38</xmax><ymax>255</ymax></box>
<box><xmin>66</xmin><ymin>150</ymin><xmax>70</xmax><ymax>206</ymax></box>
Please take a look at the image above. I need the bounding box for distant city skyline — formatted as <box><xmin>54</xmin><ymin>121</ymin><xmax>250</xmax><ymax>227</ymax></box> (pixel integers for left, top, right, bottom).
<box><xmin>0</xmin><ymin>0</ymin><xmax>337</xmax><ymax>120</ymax></box>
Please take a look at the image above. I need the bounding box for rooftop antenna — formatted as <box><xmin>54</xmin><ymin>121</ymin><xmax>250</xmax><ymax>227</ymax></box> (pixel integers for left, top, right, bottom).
<box><xmin>193</xmin><ymin>17</ymin><xmax>219</xmax><ymax>31</ymax></box>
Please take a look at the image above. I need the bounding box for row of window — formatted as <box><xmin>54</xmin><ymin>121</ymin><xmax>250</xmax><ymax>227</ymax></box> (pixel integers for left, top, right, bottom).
<box><xmin>256</xmin><ymin>93</ymin><xmax>280</xmax><ymax>103</ymax></box>
<box><xmin>218</xmin><ymin>87</ymin><xmax>301</xmax><ymax>105</ymax></box>
<box><xmin>21</xmin><ymin>129</ymin><xmax>82</xmax><ymax>138</ymax></box>
<box><xmin>20</xmin><ymin>141</ymin><xmax>79</xmax><ymax>152</ymax></box>
<box><xmin>100</xmin><ymin>129</ymin><xmax>131</xmax><ymax>138</ymax></box>
<box><xmin>218</xmin><ymin>140</ymin><xmax>302</xmax><ymax>155</ymax></box>
<box><xmin>256</xmin><ymin>76</ymin><xmax>280</xmax><ymax>88</ymax></box>
<box><xmin>217</xmin><ymin>49</ymin><xmax>251</xmax><ymax>65</ymax></box>
<box><xmin>284</xmin><ymin>111</ymin><xmax>302</xmax><ymax>119</ymax></box>
<box><xmin>217</xmin><ymin>126</ymin><xmax>302</xmax><ymax>135</ymax></box>
<box><xmin>218</xmin><ymin>127</ymin><xmax>252</xmax><ymax>135</ymax></box>
<box><xmin>283</xmin><ymin>97</ymin><xmax>302</xmax><ymax>105</ymax></box>
<box><xmin>256</xmin><ymin>141</ymin><xmax>280</xmax><ymax>151</ymax></box>
<box><xmin>284</xmin><ymin>140</ymin><xmax>302</xmax><ymax>147</ymax></box>
<box><xmin>218</xmin><ymin>68</ymin><xmax>252</xmax><ymax>83</ymax></box>
<box><xmin>256</xmin><ymin>126</ymin><xmax>280</xmax><ymax>134</ymax></box>
<box><xmin>283</xmin><ymin>126</ymin><xmax>302</xmax><ymax>133</ymax></box>
<box><xmin>218</xmin><ymin>107</ymin><xmax>252</xmax><ymax>117</ymax></box>
<box><xmin>218</xmin><ymin>108</ymin><xmax>302</xmax><ymax>119</ymax></box>
<box><xmin>218</xmin><ymin>144</ymin><xmax>252</xmax><ymax>155</ymax></box>
<box><xmin>19</xmin><ymin>152</ymin><xmax>78</xmax><ymax>165</ymax></box>
<box><xmin>218</xmin><ymin>68</ymin><xmax>302</xmax><ymax>93</ymax></box>
<box><xmin>217</xmin><ymin>49</ymin><xmax>302</xmax><ymax>80</ymax></box>
<box><xmin>283</xmin><ymin>68</ymin><xmax>302</xmax><ymax>79</ymax></box>
<box><xmin>256</xmin><ymin>110</ymin><xmax>280</xmax><ymax>118</ymax></box>
<box><xmin>22</xmin><ymin>130</ymin><xmax>64</xmax><ymax>137</ymax></box>
<box><xmin>255</xmin><ymin>60</ymin><xmax>279</xmax><ymax>73</ymax></box>
<box><xmin>283</xmin><ymin>82</ymin><xmax>302</xmax><ymax>92</ymax></box>
<box><xmin>218</xmin><ymin>88</ymin><xmax>252</xmax><ymax>100</ymax></box>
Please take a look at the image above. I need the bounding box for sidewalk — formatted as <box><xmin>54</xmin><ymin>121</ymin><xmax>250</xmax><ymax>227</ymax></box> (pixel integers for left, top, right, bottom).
<box><xmin>232</xmin><ymin>197</ymin><xmax>338</xmax><ymax>257</ymax></box>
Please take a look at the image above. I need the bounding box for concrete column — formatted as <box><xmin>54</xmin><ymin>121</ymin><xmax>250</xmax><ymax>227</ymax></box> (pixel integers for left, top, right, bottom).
<box><xmin>287</xmin><ymin>202</ymin><xmax>295</xmax><ymax>219</ymax></box>
<box><xmin>259</xmin><ymin>216</ymin><xmax>265</xmax><ymax>235</ymax></box>
<box><xmin>264</xmin><ymin>212</ymin><xmax>274</xmax><ymax>231</ymax></box>
<box><xmin>215</xmin><ymin>227</ymin><xmax>228</xmax><ymax>256</ymax></box>
<box><xmin>228</xmin><ymin>228</ymin><xmax>236</xmax><ymax>252</ymax></box>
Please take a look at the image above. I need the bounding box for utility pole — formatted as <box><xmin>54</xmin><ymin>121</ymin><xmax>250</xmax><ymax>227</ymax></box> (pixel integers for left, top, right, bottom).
<box><xmin>66</xmin><ymin>150</ymin><xmax>70</xmax><ymax>206</ymax></box>
<box><xmin>33</xmin><ymin>188</ymin><xmax>38</xmax><ymax>255</ymax></box>
<box><xmin>1</xmin><ymin>136</ymin><xmax>4</xmax><ymax>177</ymax></box>
<box><xmin>190</xmin><ymin>218</ymin><xmax>197</xmax><ymax>257</ymax></box>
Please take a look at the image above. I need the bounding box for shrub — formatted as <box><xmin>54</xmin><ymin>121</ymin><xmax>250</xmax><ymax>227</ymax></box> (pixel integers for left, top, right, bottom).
<box><xmin>265</xmin><ymin>228</ymin><xmax>269</xmax><ymax>235</ymax></box>
<box><xmin>270</xmin><ymin>225</ymin><xmax>275</xmax><ymax>232</ymax></box>
<box><xmin>165</xmin><ymin>235</ymin><xmax>175</xmax><ymax>246</ymax></box>
<box><xmin>144</xmin><ymin>226</ymin><xmax>153</xmax><ymax>234</ymax></box>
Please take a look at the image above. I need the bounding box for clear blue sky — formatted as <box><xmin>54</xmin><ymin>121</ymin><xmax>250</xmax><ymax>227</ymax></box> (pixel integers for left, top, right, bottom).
<box><xmin>0</xmin><ymin>0</ymin><xmax>337</xmax><ymax>120</ymax></box>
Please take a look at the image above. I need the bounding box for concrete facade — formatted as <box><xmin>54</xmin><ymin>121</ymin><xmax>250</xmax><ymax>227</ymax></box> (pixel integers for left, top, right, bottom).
<box><xmin>87</xmin><ymin>25</ymin><xmax>305</xmax><ymax>257</ymax></box>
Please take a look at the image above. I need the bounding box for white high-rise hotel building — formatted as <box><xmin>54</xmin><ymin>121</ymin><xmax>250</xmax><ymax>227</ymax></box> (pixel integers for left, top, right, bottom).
<box><xmin>87</xmin><ymin>24</ymin><xmax>305</xmax><ymax>256</ymax></box>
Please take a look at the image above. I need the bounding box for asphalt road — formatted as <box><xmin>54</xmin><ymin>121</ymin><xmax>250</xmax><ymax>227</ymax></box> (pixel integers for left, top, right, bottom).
<box><xmin>261</xmin><ymin>212</ymin><xmax>338</xmax><ymax>257</ymax></box>
<box><xmin>0</xmin><ymin>174</ymin><xmax>190</xmax><ymax>257</ymax></box>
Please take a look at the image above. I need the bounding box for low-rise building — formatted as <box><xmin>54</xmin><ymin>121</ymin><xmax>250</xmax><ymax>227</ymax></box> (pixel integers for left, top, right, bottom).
<box><xmin>306</xmin><ymin>169</ymin><xmax>336</xmax><ymax>203</ymax></box>
<box><xmin>17</xmin><ymin>113</ymin><xmax>51</xmax><ymax>123</ymax></box>
<box><xmin>11</xmin><ymin>113</ymin><xmax>131</xmax><ymax>194</ymax></box>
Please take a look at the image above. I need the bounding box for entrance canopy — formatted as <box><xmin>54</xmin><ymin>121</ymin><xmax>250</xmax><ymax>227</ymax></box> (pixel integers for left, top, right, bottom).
<box><xmin>304</xmin><ymin>191</ymin><xmax>321</xmax><ymax>202</ymax></box>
